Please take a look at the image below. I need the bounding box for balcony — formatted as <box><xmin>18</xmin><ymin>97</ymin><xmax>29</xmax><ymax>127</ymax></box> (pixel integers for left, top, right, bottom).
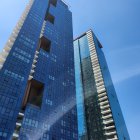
<box><xmin>88</xmin><ymin>37</ymin><xmax>94</xmax><ymax>42</ymax></box>
<box><xmin>97</xmin><ymin>86</ymin><xmax>106</xmax><ymax>92</ymax></box>
<box><xmin>33</xmin><ymin>59</ymin><xmax>37</xmax><ymax>64</ymax></box>
<box><xmin>99</xmin><ymin>95</ymin><xmax>108</xmax><ymax>102</ymax></box>
<box><xmin>0</xmin><ymin>64</ymin><xmax>3</xmax><ymax>69</ymax></box>
<box><xmin>90</xmin><ymin>53</ymin><xmax>97</xmax><ymax>58</ymax></box>
<box><xmin>94</xmin><ymin>71</ymin><xmax>102</xmax><ymax>77</ymax></box>
<box><xmin>96</xmin><ymin>81</ymin><xmax>104</xmax><ymax>87</ymax></box>
<box><xmin>93</xmin><ymin>66</ymin><xmax>101</xmax><ymax>72</ymax></box>
<box><xmin>34</xmin><ymin>55</ymin><xmax>38</xmax><ymax>59</ymax></box>
<box><xmin>0</xmin><ymin>56</ymin><xmax>6</xmax><ymax>62</ymax></box>
<box><xmin>105</xmin><ymin>131</ymin><xmax>116</xmax><ymax>136</ymax></box>
<box><xmin>16</xmin><ymin>122</ymin><xmax>22</xmax><ymax>127</ymax></box>
<box><xmin>98</xmin><ymin>92</ymin><xmax>106</xmax><ymax>98</ymax></box>
<box><xmin>95</xmin><ymin>74</ymin><xmax>102</xmax><ymax>80</ymax></box>
<box><xmin>92</xmin><ymin>60</ymin><xmax>99</xmax><ymax>66</ymax></box>
<box><xmin>107</xmin><ymin>135</ymin><xmax>118</xmax><ymax>140</ymax></box>
<box><xmin>40</xmin><ymin>21</ymin><xmax>47</xmax><ymax>37</ymax></box>
<box><xmin>19</xmin><ymin>112</ymin><xmax>24</xmax><ymax>117</ymax></box>
<box><xmin>99</xmin><ymin>100</ymin><xmax>109</xmax><ymax>106</ymax></box>
<box><xmin>13</xmin><ymin>133</ymin><xmax>19</xmax><ymax>138</ymax></box>
<box><xmin>104</xmin><ymin>125</ymin><xmax>115</xmax><ymax>130</ymax></box>
<box><xmin>35</xmin><ymin>51</ymin><xmax>39</xmax><ymax>54</ymax></box>
<box><xmin>103</xmin><ymin>119</ymin><xmax>114</xmax><ymax>125</ymax></box>
<box><xmin>97</xmin><ymin>88</ymin><xmax>106</xmax><ymax>94</ymax></box>
<box><xmin>4</xmin><ymin>45</ymin><xmax>11</xmax><ymax>51</ymax></box>
<box><xmin>32</xmin><ymin>64</ymin><xmax>36</xmax><ymax>69</ymax></box>
<box><xmin>91</xmin><ymin>57</ymin><xmax>98</xmax><ymax>62</ymax></box>
<box><xmin>101</xmin><ymin>109</ymin><xmax>111</xmax><ymax>115</ymax></box>
<box><xmin>0</xmin><ymin>50</ymin><xmax>8</xmax><ymax>57</ymax></box>
<box><xmin>12</xmin><ymin>111</ymin><xmax>24</xmax><ymax>140</ymax></box>
<box><xmin>100</xmin><ymin>104</ymin><xmax>110</xmax><ymax>110</ymax></box>
<box><xmin>28</xmin><ymin>75</ymin><xmax>33</xmax><ymax>80</ymax></box>
<box><xmin>30</xmin><ymin>69</ymin><xmax>35</xmax><ymax>74</ymax></box>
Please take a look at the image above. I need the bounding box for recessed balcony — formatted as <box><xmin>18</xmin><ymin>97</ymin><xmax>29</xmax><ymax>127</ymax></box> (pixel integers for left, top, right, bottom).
<box><xmin>45</xmin><ymin>13</ymin><xmax>55</xmax><ymax>24</ymax></box>
<box><xmin>22</xmin><ymin>80</ymin><xmax>44</xmax><ymax>109</ymax></box>
<box><xmin>39</xmin><ymin>36</ymin><xmax>51</xmax><ymax>52</ymax></box>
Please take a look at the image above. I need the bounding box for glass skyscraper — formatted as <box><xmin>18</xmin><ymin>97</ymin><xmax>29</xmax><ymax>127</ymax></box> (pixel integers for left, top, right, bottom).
<box><xmin>0</xmin><ymin>0</ymin><xmax>78</xmax><ymax>139</ymax></box>
<box><xmin>74</xmin><ymin>30</ymin><xmax>130</xmax><ymax>140</ymax></box>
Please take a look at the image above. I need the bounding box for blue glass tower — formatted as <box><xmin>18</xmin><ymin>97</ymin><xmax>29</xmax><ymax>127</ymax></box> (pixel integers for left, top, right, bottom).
<box><xmin>74</xmin><ymin>30</ymin><xmax>130</xmax><ymax>140</ymax></box>
<box><xmin>0</xmin><ymin>0</ymin><xmax>78</xmax><ymax>139</ymax></box>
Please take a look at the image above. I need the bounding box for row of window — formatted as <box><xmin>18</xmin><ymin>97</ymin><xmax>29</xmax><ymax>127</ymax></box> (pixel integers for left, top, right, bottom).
<box><xmin>23</xmin><ymin>118</ymin><xmax>38</xmax><ymax>128</ymax></box>
<box><xmin>20</xmin><ymin>34</ymin><xmax>35</xmax><ymax>45</ymax></box>
<box><xmin>0</xmin><ymin>132</ymin><xmax>7</xmax><ymax>138</ymax></box>
<box><xmin>19</xmin><ymin>38</ymin><xmax>34</xmax><ymax>49</ymax></box>
<box><xmin>13</xmin><ymin>52</ymin><xmax>30</xmax><ymax>63</ymax></box>
<box><xmin>4</xmin><ymin>69</ymin><xmax>24</xmax><ymax>81</ymax></box>
<box><xmin>0</xmin><ymin>95</ymin><xmax>16</xmax><ymax>107</ymax></box>
<box><xmin>15</xmin><ymin>47</ymin><xmax>31</xmax><ymax>58</ymax></box>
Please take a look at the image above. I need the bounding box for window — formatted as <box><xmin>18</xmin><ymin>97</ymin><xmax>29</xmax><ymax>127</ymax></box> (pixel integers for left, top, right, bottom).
<box><xmin>46</xmin><ymin>99</ymin><xmax>53</xmax><ymax>106</ymax></box>
<box><xmin>44</xmin><ymin>124</ymin><xmax>50</xmax><ymax>130</ymax></box>
<box><xmin>49</xmin><ymin>75</ymin><xmax>55</xmax><ymax>80</ymax></box>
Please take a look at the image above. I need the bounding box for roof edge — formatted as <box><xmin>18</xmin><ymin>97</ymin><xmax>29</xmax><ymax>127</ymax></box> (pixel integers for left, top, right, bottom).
<box><xmin>73</xmin><ymin>29</ymin><xmax>93</xmax><ymax>41</ymax></box>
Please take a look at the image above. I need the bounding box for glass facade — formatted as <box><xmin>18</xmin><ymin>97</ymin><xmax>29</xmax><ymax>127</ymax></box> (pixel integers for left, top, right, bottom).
<box><xmin>74</xmin><ymin>40</ymin><xmax>87</xmax><ymax>140</ymax></box>
<box><xmin>74</xmin><ymin>30</ymin><xmax>130</xmax><ymax>140</ymax></box>
<box><xmin>0</xmin><ymin>0</ymin><xmax>78</xmax><ymax>139</ymax></box>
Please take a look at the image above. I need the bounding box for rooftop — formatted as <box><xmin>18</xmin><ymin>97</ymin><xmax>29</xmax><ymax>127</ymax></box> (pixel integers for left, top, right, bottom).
<box><xmin>61</xmin><ymin>0</ymin><xmax>71</xmax><ymax>9</ymax></box>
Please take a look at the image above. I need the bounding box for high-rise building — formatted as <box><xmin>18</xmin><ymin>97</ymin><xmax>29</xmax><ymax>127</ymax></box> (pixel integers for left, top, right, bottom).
<box><xmin>0</xmin><ymin>0</ymin><xmax>78</xmax><ymax>139</ymax></box>
<box><xmin>74</xmin><ymin>30</ymin><xmax>130</xmax><ymax>140</ymax></box>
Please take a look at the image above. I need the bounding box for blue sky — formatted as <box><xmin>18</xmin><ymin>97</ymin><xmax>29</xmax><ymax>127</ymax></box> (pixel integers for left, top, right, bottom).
<box><xmin>0</xmin><ymin>0</ymin><xmax>139</xmax><ymax>139</ymax></box>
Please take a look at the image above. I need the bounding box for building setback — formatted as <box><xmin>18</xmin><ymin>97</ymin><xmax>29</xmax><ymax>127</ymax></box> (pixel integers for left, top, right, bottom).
<box><xmin>74</xmin><ymin>30</ymin><xmax>130</xmax><ymax>140</ymax></box>
<box><xmin>0</xmin><ymin>0</ymin><xmax>78</xmax><ymax>139</ymax></box>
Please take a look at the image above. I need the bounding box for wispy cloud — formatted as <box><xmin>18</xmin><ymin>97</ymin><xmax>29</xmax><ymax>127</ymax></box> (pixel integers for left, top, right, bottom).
<box><xmin>108</xmin><ymin>45</ymin><xmax>140</xmax><ymax>84</ymax></box>
<box><xmin>113</xmin><ymin>65</ymin><xmax>140</xmax><ymax>84</ymax></box>
<box><xmin>109</xmin><ymin>45</ymin><xmax>140</xmax><ymax>55</ymax></box>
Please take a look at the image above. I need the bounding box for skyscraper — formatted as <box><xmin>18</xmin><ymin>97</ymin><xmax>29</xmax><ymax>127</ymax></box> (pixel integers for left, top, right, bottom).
<box><xmin>0</xmin><ymin>0</ymin><xmax>78</xmax><ymax>139</ymax></box>
<box><xmin>74</xmin><ymin>30</ymin><xmax>130</xmax><ymax>140</ymax></box>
